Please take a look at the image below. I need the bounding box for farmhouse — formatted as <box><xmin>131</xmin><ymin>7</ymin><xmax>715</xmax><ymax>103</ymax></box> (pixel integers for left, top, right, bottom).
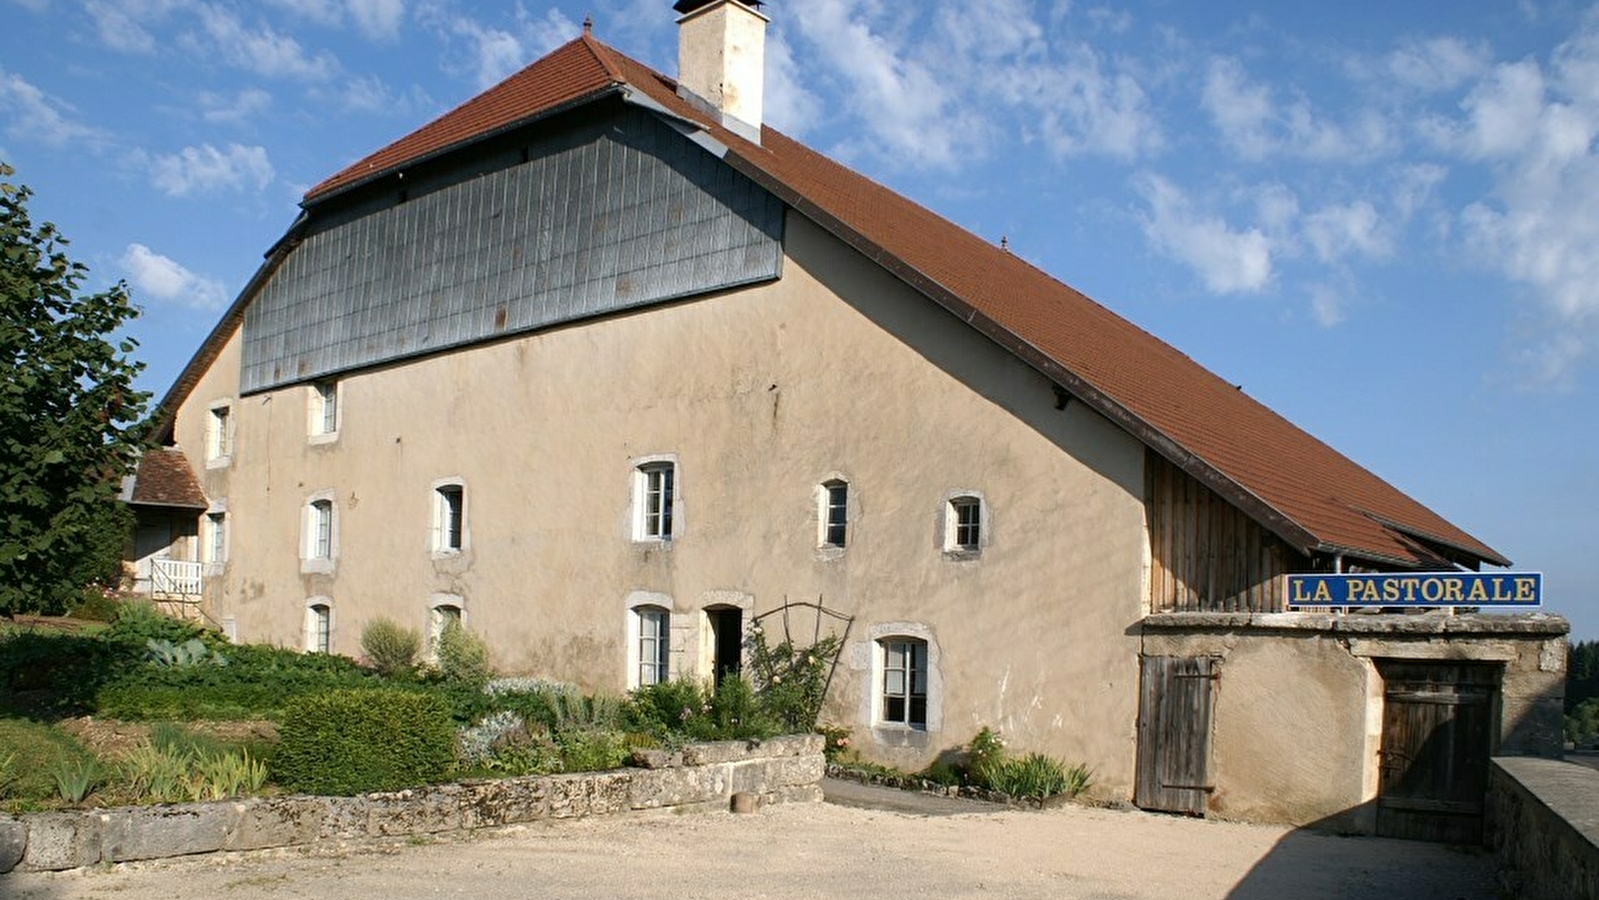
<box><xmin>127</xmin><ymin>0</ymin><xmax>1567</xmax><ymax>840</ymax></box>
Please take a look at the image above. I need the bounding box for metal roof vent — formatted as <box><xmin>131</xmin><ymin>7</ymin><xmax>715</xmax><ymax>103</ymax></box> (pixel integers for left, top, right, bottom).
<box><xmin>675</xmin><ymin>0</ymin><xmax>768</xmax><ymax>143</ymax></box>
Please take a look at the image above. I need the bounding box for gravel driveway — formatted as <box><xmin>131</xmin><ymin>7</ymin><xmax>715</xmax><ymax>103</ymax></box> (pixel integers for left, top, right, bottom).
<box><xmin>2</xmin><ymin>792</ymin><xmax>1497</xmax><ymax>900</ymax></box>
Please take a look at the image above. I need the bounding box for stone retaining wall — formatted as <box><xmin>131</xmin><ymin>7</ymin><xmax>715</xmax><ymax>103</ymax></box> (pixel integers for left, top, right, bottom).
<box><xmin>1486</xmin><ymin>756</ymin><xmax>1599</xmax><ymax>900</ymax></box>
<box><xmin>0</xmin><ymin>734</ymin><xmax>824</xmax><ymax>874</ymax></box>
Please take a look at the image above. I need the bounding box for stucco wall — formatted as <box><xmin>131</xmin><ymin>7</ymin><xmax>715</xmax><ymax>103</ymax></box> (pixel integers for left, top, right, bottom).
<box><xmin>169</xmin><ymin>210</ymin><xmax>1150</xmax><ymax>791</ymax></box>
<box><xmin>1141</xmin><ymin>613</ymin><xmax>1568</xmax><ymax>830</ymax></box>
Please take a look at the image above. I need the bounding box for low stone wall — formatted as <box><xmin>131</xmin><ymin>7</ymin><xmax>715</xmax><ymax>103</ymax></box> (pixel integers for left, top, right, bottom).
<box><xmin>1486</xmin><ymin>756</ymin><xmax>1599</xmax><ymax>900</ymax></box>
<box><xmin>0</xmin><ymin>734</ymin><xmax>824</xmax><ymax>874</ymax></box>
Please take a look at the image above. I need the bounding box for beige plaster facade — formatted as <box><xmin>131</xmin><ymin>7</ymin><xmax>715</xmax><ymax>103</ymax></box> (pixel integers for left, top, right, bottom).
<box><xmin>170</xmin><ymin>212</ymin><xmax>1152</xmax><ymax>794</ymax></box>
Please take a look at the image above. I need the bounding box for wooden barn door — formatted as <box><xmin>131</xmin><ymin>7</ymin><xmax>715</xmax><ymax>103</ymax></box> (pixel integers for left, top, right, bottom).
<box><xmin>1135</xmin><ymin>656</ymin><xmax>1217</xmax><ymax>815</ymax></box>
<box><xmin>1376</xmin><ymin>661</ymin><xmax>1499</xmax><ymax>843</ymax></box>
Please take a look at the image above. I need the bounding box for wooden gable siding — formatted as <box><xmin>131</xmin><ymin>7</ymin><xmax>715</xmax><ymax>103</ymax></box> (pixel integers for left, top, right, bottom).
<box><xmin>1146</xmin><ymin>449</ymin><xmax>1304</xmax><ymax>613</ymax></box>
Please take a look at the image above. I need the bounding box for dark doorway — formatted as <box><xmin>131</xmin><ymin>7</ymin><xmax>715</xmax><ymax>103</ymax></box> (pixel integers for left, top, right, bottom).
<box><xmin>1376</xmin><ymin>660</ymin><xmax>1499</xmax><ymax>843</ymax></box>
<box><xmin>1134</xmin><ymin>655</ymin><xmax>1217</xmax><ymax>815</ymax></box>
<box><xmin>708</xmin><ymin>607</ymin><xmax>743</xmax><ymax>687</ymax></box>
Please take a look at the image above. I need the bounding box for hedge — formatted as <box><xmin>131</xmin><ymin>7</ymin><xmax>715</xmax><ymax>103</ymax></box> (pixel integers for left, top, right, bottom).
<box><xmin>272</xmin><ymin>689</ymin><xmax>456</xmax><ymax>795</ymax></box>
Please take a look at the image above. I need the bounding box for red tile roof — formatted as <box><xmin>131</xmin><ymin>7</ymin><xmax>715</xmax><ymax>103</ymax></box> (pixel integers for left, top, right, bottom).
<box><xmin>125</xmin><ymin>448</ymin><xmax>208</xmax><ymax>510</ymax></box>
<box><xmin>302</xmin><ymin>34</ymin><xmax>1505</xmax><ymax>568</ymax></box>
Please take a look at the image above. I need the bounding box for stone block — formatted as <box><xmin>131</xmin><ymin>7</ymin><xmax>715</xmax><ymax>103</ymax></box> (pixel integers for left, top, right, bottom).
<box><xmin>460</xmin><ymin>776</ymin><xmax>551</xmax><ymax>829</ymax></box>
<box><xmin>20</xmin><ymin>811</ymin><xmax>102</xmax><ymax>871</ymax></box>
<box><xmin>761</xmin><ymin>784</ymin><xmax>824</xmax><ymax>806</ymax></box>
<box><xmin>588</xmin><ymin>773</ymin><xmax>633</xmax><ymax>816</ymax></box>
<box><xmin>682</xmin><ymin>740</ymin><xmax>757</xmax><ymax>766</ymax></box>
<box><xmin>730</xmin><ymin>761</ymin><xmax>773</xmax><ymax>796</ymax></box>
<box><xmin>318</xmin><ymin>795</ymin><xmax>370</xmax><ymax>840</ymax></box>
<box><xmin>102</xmin><ymin>803</ymin><xmax>232</xmax><ymax>863</ymax></box>
<box><xmin>631</xmin><ymin>748</ymin><xmax>681</xmax><ymax>769</ymax></box>
<box><xmin>628</xmin><ymin>765</ymin><xmax>726</xmax><ymax>810</ymax></box>
<box><xmin>367</xmin><ymin>785</ymin><xmax>463</xmax><ymax>837</ymax></box>
<box><xmin>224</xmin><ymin>797</ymin><xmax>325</xmax><ymax>851</ymax></box>
<box><xmin>547</xmin><ymin>774</ymin><xmax>593</xmax><ymax>819</ymax></box>
<box><xmin>754</xmin><ymin>734</ymin><xmax>823</xmax><ymax>758</ymax></box>
<box><xmin>0</xmin><ymin>815</ymin><xmax>26</xmax><ymax>874</ymax></box>
<box><xmin>768</xmin><ymin>754</ymin><xmax>825</xmax><ymax>788</ymax></box>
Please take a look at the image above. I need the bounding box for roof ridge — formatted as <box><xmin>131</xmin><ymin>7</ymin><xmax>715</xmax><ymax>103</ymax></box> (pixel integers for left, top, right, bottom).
<box><xmin>580</xmin><ymin>31</ymin><xmax>629</xmax><ymax>84</ymax></box>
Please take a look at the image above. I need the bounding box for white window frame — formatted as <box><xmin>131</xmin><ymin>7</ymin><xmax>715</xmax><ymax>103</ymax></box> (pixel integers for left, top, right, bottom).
<box><xmin>818</xmin><ymin>478</ymin><xmax>849</xmax><ymax>550</ymax></box>
<box><xmin>631</xmin><ymin>456</ymin><xmax>678</xmax><ymax>542</ymax></box>
<box><xmin>301</xmin><ymin>492</ymin><xmax>337</xmax><ymax>574</ymax></box>
<box><xmin>943</xmin><ymin>491</ymin><xmax>986</xmax><ymax>557</ymax></box>
<box><xmin>205</xmin><ymin>401</ymin><xmax>233</xmax><ymax>467</ymax></box>
<box><xmin>862</xmin><ymin>622</ymin><xmax>943</xmax><ymax>738</ymax></box>
<box><xmin>431</xmin><ymin>479</ymin><xmax>467</xmax><ymax>555</ymax></box>
<box><xmin>305</xmin><ymin>599</ymin><xmax>333</xmax><ymax>653</ymax></box>
<box><xmin>625</xmin><ymin>591</ymin><xmax>675</xmax><ymax>689</ymax></box>
<box><xmin>309</xmin><ymin>381</ymin><xmax>340</xmax><ymax>442</ymax></box>
<box><xmin>202</xmin><ymin>505</ymin><xmax>228</xmax><ymax>570</ymax></box>
<box><xmin>879</xmin><ymin>638</ymin><xmax>929</xmax><ymax>729</ymax></box>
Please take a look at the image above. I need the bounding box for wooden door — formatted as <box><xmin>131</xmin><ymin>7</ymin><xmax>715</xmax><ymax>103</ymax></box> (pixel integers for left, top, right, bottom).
<box><xmin>1135</xmin><ymin>656</ymin><xmax>1217</xmax><ymax>815</ymax></box>
<box><xmin>1376</xmin><ymin>661</ymin><xmax>1498</xmax><ymax>843</ymax></box>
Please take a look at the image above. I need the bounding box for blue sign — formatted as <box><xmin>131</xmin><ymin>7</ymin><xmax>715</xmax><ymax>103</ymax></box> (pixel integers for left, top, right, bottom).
<box><xmin>1285</xmin><ymin>572</ymin><xmax>1542</xmax><ymax>608</ymax></box>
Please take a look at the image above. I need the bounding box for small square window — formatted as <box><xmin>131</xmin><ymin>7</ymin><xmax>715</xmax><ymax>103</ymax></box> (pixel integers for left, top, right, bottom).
<box><xmin>820</xmin><ymin>480</ymin><xmax>848</xmax><ymax>548</ymax></box>
<box><xmin>635</xmin><ymin>462</ymin><xmax>675</xmax><ymax>541</ymax></box>
<box><xmin>946</xmin><ymin>495</ymin><xmax>982</xmax><ymax>554</ymax></box>
<box><xmin>207</xmin><ymin>405</ymin><xmax>232</xmax><ymax>462</ymax></box>
<box><xmin>434</xmin><ymin>484</ymin><xmax>465</xmax><ymax>552</ymax></box>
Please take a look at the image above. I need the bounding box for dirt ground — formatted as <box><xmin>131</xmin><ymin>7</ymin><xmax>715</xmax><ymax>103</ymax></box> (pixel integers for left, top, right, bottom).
<box><xmin>3</xmin><ymin>791</ymin><xmax>1498</xmax><ymax>900</ymax></box>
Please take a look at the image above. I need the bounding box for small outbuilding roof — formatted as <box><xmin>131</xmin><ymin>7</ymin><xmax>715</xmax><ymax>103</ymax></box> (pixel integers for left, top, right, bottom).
<box><xmin>120</xmin><ymin>447</ymin><xmax>208</xmax><ymax>510</ymax></box>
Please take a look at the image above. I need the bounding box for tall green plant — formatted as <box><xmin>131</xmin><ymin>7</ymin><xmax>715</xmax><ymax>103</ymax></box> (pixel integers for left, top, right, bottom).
<box><xmin>0</xmin><ymin>161</ymin><xmax>150</xmax><ymax>616</ymax></box>
<box><xmin>361</xmin><ymin>618</ymin><xmax>420</xmax><ymax>677</ymax></box>
<box><xmin>435</xmin><ymin>620</ymin><xmax>493</xmax><ymax>686</ymax></box>
<box><xmin>746</xmin><ymin>622</ymin><xmax>842</xmax><ymax>732</ymax></box>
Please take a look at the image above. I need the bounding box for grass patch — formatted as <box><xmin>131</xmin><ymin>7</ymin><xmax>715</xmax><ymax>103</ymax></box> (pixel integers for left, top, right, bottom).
<box><xmin>0</xmin><ymin>716</ymin><xmax>98</xmax><ymax>807</ymax></box>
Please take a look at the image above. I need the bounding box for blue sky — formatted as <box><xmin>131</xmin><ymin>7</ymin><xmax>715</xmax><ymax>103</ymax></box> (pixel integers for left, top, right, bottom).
<box><xmin>1</xmin><ymin>0</ymin><xmax>1594</xmax><ymax>636</ymax></box>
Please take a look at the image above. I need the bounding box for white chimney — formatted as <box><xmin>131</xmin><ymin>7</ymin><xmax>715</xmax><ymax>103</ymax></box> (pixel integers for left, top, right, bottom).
<box><xmin>675</xmin><ymin>0</ymin><xmax>768</xmax><ymax>143</ymax></box>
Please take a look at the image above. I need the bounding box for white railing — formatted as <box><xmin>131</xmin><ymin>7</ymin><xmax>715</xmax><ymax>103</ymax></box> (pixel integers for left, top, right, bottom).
<box><xmin>150</xmin><ymin>558</ymin><xmax>203</xmax><ymax>597</ymax></box>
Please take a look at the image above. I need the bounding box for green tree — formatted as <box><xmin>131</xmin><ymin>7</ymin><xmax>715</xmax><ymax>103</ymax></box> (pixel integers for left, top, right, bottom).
<box><xmin>0</xmin><ymin>162</ymin><xmax>149</xmax><ymax>616</ymax></box>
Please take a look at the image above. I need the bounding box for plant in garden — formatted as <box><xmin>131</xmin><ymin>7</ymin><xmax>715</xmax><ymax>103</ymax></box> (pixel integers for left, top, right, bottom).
<box><xmin>746</xmin><ymin>621</ymin><xmax>842</xmax><ymax>732</ymax></box>
<box><xmin>273</xmin><ymin>689</ymin><xmax>456</xmax><ymax>795</ymax></box>
<box><xmin>816</xmin><ymin>724</ymin><xmax>852</xmax><ymax>763</ymax></box>
<box><xmin>146</xmin><ymin>637</ymin><xmax>228</xmax><ymax>667</ymax></box>
<box><xmin>0</xmin><ymin>751</ymin><xmax>17</xmax><ymax>798</ymax></box>
<box><xmin>361</xmin><ymin>617</ymin><xmax>420</xmax><ymax>677</ymax></box>
<box><xmin>190</xmin><ymin>749</ymin><xmax>268</xmax><ymax>800</ymax></box>
<box><xmin>435</xmin><ymin>619</ymin><xmax>493</xmax><ymax>686</ymax></box>
<box><xmin>120</xmin><ymin>744</ymin><xmax>190</xmax><ymax>804</ymax></box>
<box><xmin>50</xmin><ymin>757</ymin><xmax>99</xmax><ymax>803</ymax></box>
<box><xmin>966</xmin><ymin>726</ymin><xmax>1006</xmax><ymax>786</ymax></box>
<box><xmin>0</xmin><ymin>162</ymin><xmax>150</xmax><ymax>617</ymax></box>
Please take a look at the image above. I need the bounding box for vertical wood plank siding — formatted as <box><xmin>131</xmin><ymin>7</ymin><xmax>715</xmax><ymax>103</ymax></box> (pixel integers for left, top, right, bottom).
<box><xmin>1146</xmin><ymin>449</ymin><xmax>1303</xmax><ymax>613</ymax></box>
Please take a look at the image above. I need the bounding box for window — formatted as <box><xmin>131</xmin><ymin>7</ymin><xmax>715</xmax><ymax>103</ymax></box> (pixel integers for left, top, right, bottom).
<box><xmin>946</xmin><ymin>494</ymin><xmax>983</xmax><ymax>554</ymax></box>
<box><xmin>634</xmin><ymin>461</ymin><xmax>675</xmax><ymax>541</ymax></box>
<box><xmin>880</xmin><ymin>639</ymin><xmax>928</xmax><ymax>728</ymax></box>
<box><xmin>820</xmin><ymin>480</ymin><xmax>848</xmax><ymax>548</ymax></box>
<box><xmin>310</xmin><ymin>382</ymin><xmax>339</xmax><ymax>437</ymax></box>
<box><xmin>306</xmin><ymin>602</ymin><xmax>331</xmax><ymax>653</ymax></box>
<box><xmin>428</xmin><ymin>599</ymin><xmax>463</xmax><ymax>659</ymax></box>
<box><xmin>206</xmin><ymin>404</ymin><xmax>232</xmax><ymax>463</ymax></box>
<box><xmin>308</xmin><ymin>499</ymin><xmax>333</xmax><ymax>559</ymax></box>
<box><xmin>635</xmin><ymin>606</ymin><xmax>670</xmax><ymax>687</ymax></box>
<box><xmin>433</xmin><ymin>483</ymin><xmax>465</xmax><ymax>552</ymax></box>
<box><xmin>204</xmin><ymin>511</ymin><xmax>227</xmax><ymax>565</ymax></box>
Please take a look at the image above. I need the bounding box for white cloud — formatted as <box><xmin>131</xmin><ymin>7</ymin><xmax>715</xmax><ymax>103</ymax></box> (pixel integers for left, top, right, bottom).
<box><xmin>763</xmin><ymin>28</ymin><xmax>824</xmax><ymax>136</ymax></box>
<box><xmin>319</xmin><ymin>74</ymin><xmax>430</xmax><ymax>116</ymax></box>
<box><xmin>1307</xmin><ymin>283</ymin><xmax>1347</xmax><ymax>328</ymax></box>
<box><xmin>1302</xmin><ymin>201</ymin><xmax>1392</xmax><ymax>263</ymax></box>
<box><xmin>193</xmin><ymin>4</ymin><xmax>339</xmax><ymax>81</ymax></box>
<box><xmin>515</xmin><ymin>7</ymin><xmax>578</xmax><ymax>60</ymax></box>
<box><xmin>1383</xmin><ymin>37</ymin><xmax>1491</xmax><ymax>93</ymax></box>
<box><xmin>1446</xmin><ymin>10</ymin><xmax>1599</xmax><ymax>384</ymax></box>
<box><xmin>1136</xmin><ymin>173</ymin><xmax>1273</xmax><ymax>295</ymax></box>
<box><xmin>791</xmin><ymin>0</ymin><xmax>980</xmax><ymax>169</ymax></box>
<box><xmin>120</xmin><ymin>244</ymin><xmax>228</xmax><ymax>309</ymax></box>
<box><xmin>9</xmin><ymin>0</ymin><xmax>49</xmax><ymax>12</ymax></box>
<box><xmin>348</xmin><ymin>0</ymin><xmax>405</xmax><ymax>40</ymax></box>
<box><xmin>0</xmin><ymin>71</ymin><xmax>105</xmax><ymax>146</ymax></box>
<box><xmin>150</xmin><ymin>143</ymin><xmax>274</xmax><ymax>196</ymax></box>
<box><xmin>1005</xmin><ymin>43</ymin><xmax>1163</xmax><ymax>161</ymax></box>
<box><xmin>1202</xmin><ymin>56</ymin><xmax>1395</xmax><ymax>163</ymax></box>
<box><xmin>199</xmin><ymin>87</ymin><xmax>272</xmax><ymax>124</ymax></box>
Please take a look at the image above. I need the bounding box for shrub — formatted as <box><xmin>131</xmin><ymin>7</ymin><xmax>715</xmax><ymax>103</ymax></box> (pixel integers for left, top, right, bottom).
<box><xmin>68</xmin><ymin>585</ymin><xmax>122</xmax><ymax>622</ymax></box>
<box><xmin>50</xmin><ymin>758</ymin><xmax>100</xmax><ymax>803</ymax></box>
<box><xmin>103</xmin><ymin>601</ymin><xmax>209</xmax><ymax>648</ymax></box>
<box><xmin>361</xmin><ymin>618</ymin><xmax>420</xmax><ymax>677</ymax></box>
<box><xmin>435</xmin><ymin>621</ymin><xmax>493</xmax><ymax>687</ymax></box>
<box><xmin>747</xmin><ymin>624</ymin><xmax>841</xmax><ymax>732</ymax></box>
<box><xmin>966</xmin><ymin>726</ymin><xmax>1006</xmax><ymax>786</ymax></box>
<box><xmin>273</xmin><ymin>689</ymin><xmax>456</xmax><ymax>795</ymax></box>
<box><xmin>557</xmin><ymin>729</ymin><xmax>630</xmax><ymax>772</ymax></box>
